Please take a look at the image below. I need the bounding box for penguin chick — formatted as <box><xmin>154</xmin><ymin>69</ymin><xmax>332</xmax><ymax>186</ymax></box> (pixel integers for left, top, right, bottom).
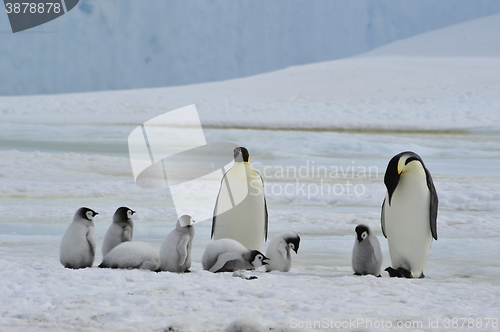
<box><xmin>99</xmin><ymin>241</ymin><xmax>159</xmax><ymax>271</ymax></box>
<box><xmin>202</xmin><ymin>238</ymin><xmax>269</xmax><ymax>273</ymax></box>
<box><xmin>60</xmin><ymin>207</ymin><xmax>98</xmax><ymax>269</ymax></box>
<box><xmin>212</xmin><ymin>147</ymin><xmax>268</xmax><ymax>251</ymax></box>
<box><xmin>102</xmin><ymin>207</ymin><xmax>135</xmax><ymax>257</ymax></box>
<box><xmin>352</xmin><ymin>225</ymin><xmax>383</xmax><ymax>277</ymax></box>
<box><xmin>265</xmin><ymin>231</ymin><xmax>300</xmax><ymax>272</ymax></box>
<box><xmin>158</xmin><ymin>215</ymin><xmax>195</xmax><ymax>273</ymax></box>
<box><xmin>382</xmin><ymin>151</ymin><xmax>438</xmax><ymax>278</ymax></box>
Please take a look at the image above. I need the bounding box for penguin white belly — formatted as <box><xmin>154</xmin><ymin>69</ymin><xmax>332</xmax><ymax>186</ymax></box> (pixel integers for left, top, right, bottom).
<box><xmin>214</xmin><ymin>163</ymin><xmax>266</xmax><ymax>251</ymax></box>
<box><xmin>385</xmin><ymin>173</ymin><xmax>432</xmax><ymax>277</ymax></box>
<box><xmin>60</xmin><ymin>223</ymin><xmax>95</xmax><ymax>268</ymax></box>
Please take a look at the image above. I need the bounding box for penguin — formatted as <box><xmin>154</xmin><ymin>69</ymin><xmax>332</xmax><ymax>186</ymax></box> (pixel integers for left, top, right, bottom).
<box><xmin>158</xmin><ymin>215</ymin><xmax>195</xmax><ymax>273</ymax></box>
<box><xmin>98</xmin><ymin>241</ymin><xmax>160</xmax><ymax>271</ymax></box>
<box><xmin>265</xmin><ymin>231</ymin><xmax>300</xmax><ymax>272</ymax></box>
<box><xmin>212</xmin><ymin>147</ymin><xmax>268</xmax><ymax>251</ymax></box>
<box><xmin>352</xmin><ymin>225</ymin><xmax>383</xmax><ymax>277</ymax></box>
<box><xmin>202</xmin><ymin>238</ymin><xmax>269</xmax><ymax>273</ymax></box>
<box><xmin>381</xmin><ymin>151</ymin><xmax>438</xmax><ymax>278</ymax></box>
<box><xmin>101</xmin><ymin>207</ymin><xmax>135</xmax><ymax>257</ymax></box>
<box><xmin>60</xmin><ymin>207</ymin><xmax>98</xmax><ymax>269</ymax></box>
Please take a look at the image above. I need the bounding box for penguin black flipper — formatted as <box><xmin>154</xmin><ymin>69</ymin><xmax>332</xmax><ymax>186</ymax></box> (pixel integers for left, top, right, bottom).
<box><xmin>424</xmin><ymin>167</ymin><xmax>438</xmax><ymax>241</ymax></box>
<box><xmin>211</xmin><ymin>173</ymin><xmax>226</xmax><ymax>239</ymax></box>
<box><xmin>381</xmin><ymin>198</ymin><xmax>387</xmax><ymax>238</ymax></box>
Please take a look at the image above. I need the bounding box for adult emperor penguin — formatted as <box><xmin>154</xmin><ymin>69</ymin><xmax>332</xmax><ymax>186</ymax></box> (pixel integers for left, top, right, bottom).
<box><xmin>158</xmin><ymin>215</ymin><xmax>195</xmax><ymax>273</ymax></box>
<box><xmin>265</xmin><ymin>231</ymin><xmax>300</xmax><ymax>272</ymax></box>
<box><xmin>352</xmin><ymin>225</ymin><xmax>382</xmax><ymax>277</ymax></box>
<box><xmin>381</xmin><ymin>151</ymin><xmax>438</xmax><ymax>278</ymax></box>
<box><xmin>102</xmin><ymin>207</ymin><xmax>135</xmax><ymax>257</ymax></box>
<box><xmin>99</xmin><ymin>241</ymin><xmax>160</xmax><ymax>271</ymax></box>
<box><xmin>212</xmin><ymin>147</ymin><xmax>268</xmax><ymax>251</ymax></box>
<box><xmin>60</xmin><ymin>207</ymin><xmax>98</xmax><ymax>269</ymax></box>
<box><xmin>202</xmin><ymin>238</ymin><xmax>269</xmax><ymax>273</ymax></box>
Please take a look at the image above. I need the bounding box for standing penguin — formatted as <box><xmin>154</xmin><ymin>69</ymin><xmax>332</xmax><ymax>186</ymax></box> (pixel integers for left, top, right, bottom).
<box><xmin>382</xmin><ymin>151</ymin><xmax>438</xmax><ymax>278</ymax></box>
<box><xmin>102</xmin><ymin>207</ymin><xmax>135</xmax><ymax>257</ymax></box>
<box><xmin>352</xmin><ymin>225</ymin><xmax>382</xmax><ymax>277</ymax></box>
<box><xmin>265</xmin><ymin>231</ymin><xmax>300</xmax><ymax>272</ymax></box>
<box><xmin>60</xmin><ymin>207</ymin><xmax>98</xmax><ymax>269</ymax></box>
<box><xmin>212</xmin><ymin>147</ymin><xmax>268</xmax><ymax>251</ymax></box>
<box><xmin>202</xmin><ymin>238</ymin><xmax>269</xmax><ymax>273</ymax></box>
<box><xmin>158</xmin><ymin>215</ymin><xmax>195</xmax><ymax>273</ymax></box>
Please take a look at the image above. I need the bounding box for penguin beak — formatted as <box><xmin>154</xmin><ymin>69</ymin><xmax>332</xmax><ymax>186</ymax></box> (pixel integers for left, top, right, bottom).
<box><xmin>262</xmin><ymin>257</ymin><xmax>270</xmax><ymax>265</ymax></box>
<box><xmin>131</xmin><ymin>211</ymin><xmax>136</xmax><ymax>215</ymax></box>
<box><xmin>293</xmin><ymin>247</ymin><xmax>299</xmax><ymax>254</ymax></box>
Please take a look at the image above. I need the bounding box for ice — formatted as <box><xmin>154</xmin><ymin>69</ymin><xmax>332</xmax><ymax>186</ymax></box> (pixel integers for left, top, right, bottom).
<box><xmin>1</xmin><ymin>14</ymin><xmax>500</xmax><ymax>331</ymax></box>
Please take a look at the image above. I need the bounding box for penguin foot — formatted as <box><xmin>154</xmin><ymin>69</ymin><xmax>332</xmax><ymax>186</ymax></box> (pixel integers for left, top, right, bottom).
<box><xmin>419</xmin><ymin>272</ymin><xmax>425</xmax><ymax>279</ymax></box>
<box><xmin>385</xmin><ymin>267</ymin><xmax>400</xmax><ymax>277</ymax></box>
<box><xmin>397</xmin><ymin>267</ymin><xmax>413</xmax><ymax>278</ymax></box>
<box><xmin>385</xmin><ymin>267</ymin><xmax>414</xmax><ymax>278</ymax></box>
<box><xmin>353</xmin><ymin>272</ymin><xmax>362</xmax><ymax>276</ymax></box>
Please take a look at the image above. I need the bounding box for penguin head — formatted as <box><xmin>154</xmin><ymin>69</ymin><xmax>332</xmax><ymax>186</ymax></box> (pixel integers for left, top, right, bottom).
<box><xmin>76</xmin><ymin>207</ymin><xmax>98</xmax><ymax>221</ymax></box>
<box><xmin>249</xmin><ymin>250</ymin><xmax>269</xmax><ymax>267</ymax></box>
<box><xmin>233</xmin><ymin>147</ymin><xmax>249</xmax><ymax>162</ymax></box>
<box><xmin>113</xmin><ymin>207</ymin><xmax>135</xmax><ymax>223</ymax></box>
<box><xmin>355</xmin><ymin>224</ymin><xmax>370</xmax><ymax>243</ymax></box>
<box><xmin>384</xmin><ymin>151</ymin><xmax>425</xmax><ymax>205</ymax></box>
<box><xmin>178</xmin><ymin>215</ymin><xmax>195</xmax><ymax>228</ymax></box>
<box><xmin>285</xmin><ymin>233</ymin><xmax>301</xmax><ymax>254</ymax></box>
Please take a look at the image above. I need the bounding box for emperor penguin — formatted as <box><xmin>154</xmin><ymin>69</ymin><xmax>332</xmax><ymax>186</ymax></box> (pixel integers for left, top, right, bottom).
<box><xmin>212</xmin><ymin>147</ymin><xmax>268</xmax><ymax>251</ymax></box>
<box><xmin>158</xmin><ymin>215</ymin><xmax>195</xmax><ymax>273</ymax></box>
<box><xmin>352</xmin><ymin>225</ymin><xmax>382</xmax><ymax>277</ymax></box>
<box><xmin>60</xmin><ymin>207</ymin><xmax>98</xmax><ymax>269</ymax></box>
<box><xmin>98</xmin><ymin>241</ymin><xmax>160</xmax><ymax>271</ymax></box>
<box><xmin>381</xmin><ymin>151</ymin><xmax>438</xmax><ymax>278</ymax></box>
<box><xmin>265</xmin><ymin>231</ymin><xmax>300</xmax><ymax>272</ymax></box>
<box><xmin>102</xmin><ymin>207</ymin><xmax>135</xmax><ymax>257</ymax></box>
<box><xmin>202</xmin><ymin>238</ymin><xmax>269</xmax><ymax>273</ymax></box>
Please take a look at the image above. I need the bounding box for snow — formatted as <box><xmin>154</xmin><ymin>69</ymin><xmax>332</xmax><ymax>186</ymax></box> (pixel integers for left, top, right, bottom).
<box><xmin>1</xmin><ymin>14</ymin><xmax>500</xmax><ymax>332</ymax></box>
<box><xmin>2</xmin><ymin>1</ymin><xmax>500</xmax><ymax>95</ymax></box>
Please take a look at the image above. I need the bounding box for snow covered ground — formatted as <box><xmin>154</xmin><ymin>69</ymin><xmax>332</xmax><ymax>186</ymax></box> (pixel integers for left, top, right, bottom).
<box><xmin>1</xmin><ymin>14</ymin><xmax>500</xmax><ymax>332</ymax></box>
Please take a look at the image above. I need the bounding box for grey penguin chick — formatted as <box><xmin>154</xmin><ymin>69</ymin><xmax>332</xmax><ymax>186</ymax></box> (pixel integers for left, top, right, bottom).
<box><xmin>265</xmin><ymin>231</ymin><xmax>300</xmax><ymax>272</ymax></box>
<box><xmin>101</xmin><ymin>207</ymin><xmax>135</xmax><ymax>257</ymax></box>
<box><xmin>99</xmin><ymin>241</ymin><xmax>159</xmax><ymax>271</ymax></box>
<box><xmin>158</xmin><ymin>215</ymin><xmax>195</xmax><ymax>273</ymax></box>
<box><xmin>60</xmin><ymin>207</ymin><xmax>98</xmax><ymax>269</ymax></box>
<box><xmin>352</xmin><ymin>224</ymin><xmax>383</xmax><ymax>277</ymax></box>
<box><xmin>202</xmin><ymin>238</ymin><xmax>269</xmax><ymax>273</ymax></box>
